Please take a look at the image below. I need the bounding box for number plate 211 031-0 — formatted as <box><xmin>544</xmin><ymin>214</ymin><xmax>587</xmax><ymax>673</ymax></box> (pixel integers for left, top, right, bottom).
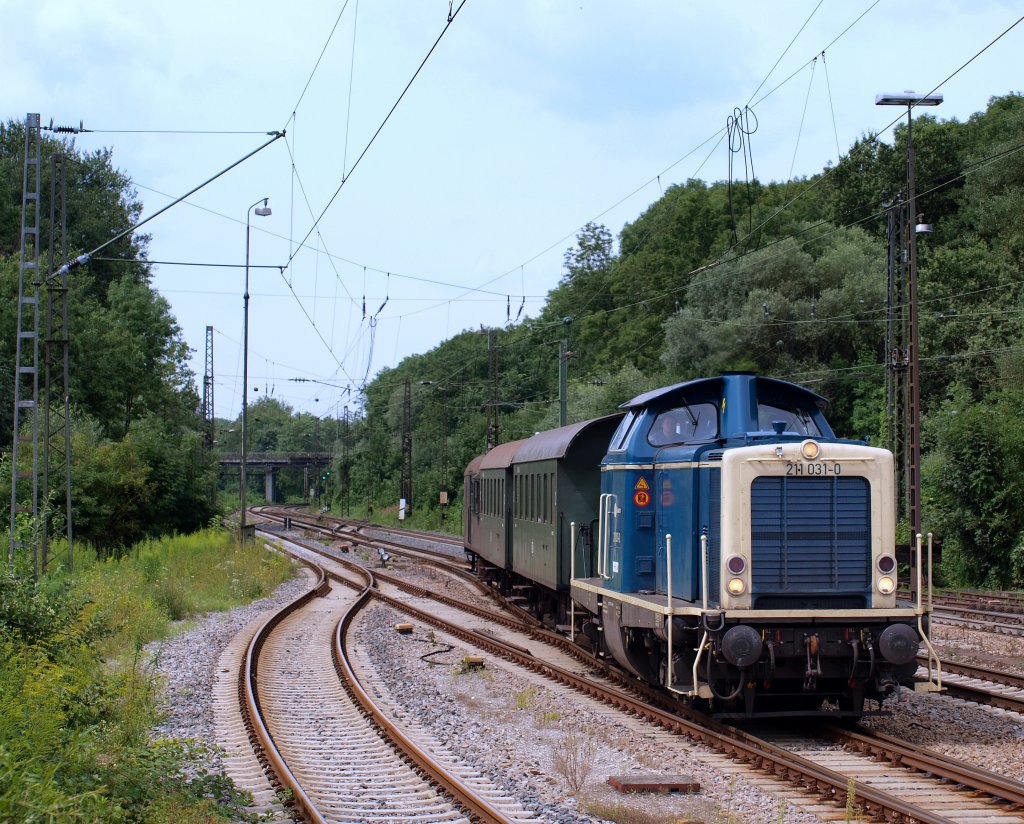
<box><xmin>785</xmin><ymin>461</ymin><xmax>841</xmax><ymax>477</ymax></box>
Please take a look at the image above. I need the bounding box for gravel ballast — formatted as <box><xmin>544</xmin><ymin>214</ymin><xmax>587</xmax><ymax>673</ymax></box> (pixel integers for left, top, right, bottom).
<box><xmin>146</xmin><ymin>558</ymin><xmax>1024</xmax><ymax>823</ymax></box>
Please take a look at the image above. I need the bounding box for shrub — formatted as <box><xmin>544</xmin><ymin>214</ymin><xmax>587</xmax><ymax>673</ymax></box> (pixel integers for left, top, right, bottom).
<box><xmin>0</xmin><ymin>526</ymin><xmax>295</xmax><ymax>821</ymax></box>
<box><xmin>550</xmin><ymin>722</ymin><xmax>597</xmax><ymax>795</ymax></box>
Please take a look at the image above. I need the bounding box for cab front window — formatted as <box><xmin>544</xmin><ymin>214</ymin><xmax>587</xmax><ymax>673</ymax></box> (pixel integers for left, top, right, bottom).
<box><xmin>756</xmin><ymin>402</ymin><xmax>822</xmax><ymax>436</ymax></box>
<box><xmin>648</xmin><ymin>403</ymin><xmax>718</xmax><ymax>446</ymax></box>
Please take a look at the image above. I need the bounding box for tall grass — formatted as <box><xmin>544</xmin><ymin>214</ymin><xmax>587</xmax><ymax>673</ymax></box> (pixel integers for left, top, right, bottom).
<box><xmin>74</xmin><ymin>528</ymin><xmax>295</xmax><ymax>657</ymax></box>
<box><xmin>0</xmin><ymin>528</ymin><xmax>297</xmax><ymax>822</ymax></box>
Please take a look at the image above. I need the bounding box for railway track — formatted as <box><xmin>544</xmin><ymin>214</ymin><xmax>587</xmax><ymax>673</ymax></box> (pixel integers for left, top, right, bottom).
<box><xmin>918</xmin><ymin>656</ymin><xmax>1024</xmax><ymax>715</ymax></box>
<box><xmin>239</xmin><ymin>515</ymin><xmax>1024</xmax><ymax>823</ymax></box>
<box><xmin>254</xmin><ymin>505</ymin><xmax>469</xmax><ymax>567</ymax></box>
<box><xmin>228</xmin><ymin>533</ymin><xmax>537</xmax><ymax>823</ymax></box>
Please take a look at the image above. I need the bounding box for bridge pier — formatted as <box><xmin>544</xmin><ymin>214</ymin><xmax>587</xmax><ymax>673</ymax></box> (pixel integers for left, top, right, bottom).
<box><xmin>264</xmin><ymin>467</ymin><xmax>276</xmax><ymax>503</ymax></box>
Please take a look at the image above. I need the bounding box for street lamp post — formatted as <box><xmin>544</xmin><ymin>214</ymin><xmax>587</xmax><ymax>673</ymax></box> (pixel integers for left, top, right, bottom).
<box><xmin>875</xmin><ymin>91</ymin><xmax>942</xmax><ymax>546</ymax></box>
<box><xmin>240</xmin><ymin>197</ymin><xmax>271</xmax><ymax>539</ymax></box>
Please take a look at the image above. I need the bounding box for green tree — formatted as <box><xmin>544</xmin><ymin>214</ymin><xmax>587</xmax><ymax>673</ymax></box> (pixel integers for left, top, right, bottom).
<box><xmin>923</xmin><ymin>369</ymin><xmax>1024</xmax><ymax>587</ymax></box>
<box><xmin>0</xmin><ymin>120</ymin><xmax>149</xmax><ymax>294</ymax></box>
<box><xmin>661</xmin><ymin>227</ymin><xmax>885</xmax><ymax>436</ymax></box>
<box><xmin>70</xmin><ymin>420</ymin><xmax>154</xmax><ymax>552</ymax></box>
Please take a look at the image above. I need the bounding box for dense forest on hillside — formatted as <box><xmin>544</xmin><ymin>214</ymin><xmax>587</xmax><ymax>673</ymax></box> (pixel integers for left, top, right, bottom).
<box><xmin>3</xmin><ymin>94</ymin><xmax>1024</xmax><ymax>585</ymax></box>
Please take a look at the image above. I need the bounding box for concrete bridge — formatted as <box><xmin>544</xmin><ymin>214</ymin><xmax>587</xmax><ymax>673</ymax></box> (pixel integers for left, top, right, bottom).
<box><xmin>219</xmin><ymin>452</ymin><xmax>330</xmax><ymax>502</ymax></box>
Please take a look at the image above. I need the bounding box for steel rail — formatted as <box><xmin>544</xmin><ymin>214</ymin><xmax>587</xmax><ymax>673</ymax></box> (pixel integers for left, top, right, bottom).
<box><xmin>924</xmin><ymin>656</ymin><xmax>1024</xmax><ymax>714</ymax></box>
<box><xmin>932</xmin><ymin>611</ymin><xmax>1024</xmax><ymax>638</ymax></box>
<box><xmin>331</xmin><ymin>579</ymin><xmax>518</xmax><ymax>824</ymax></box>
<box><xmin>358</xmin><ymin>519</ymin><xmax>464</xmax><ymax>547</ymax></box>
<box><xmin>240</xmin><ymin>559</ymin><xmax>331</xmax><ymax>824</ymax></box>
<box><xmin>925</xmin><ymin>656</ymin><xmax>1024</xmax><ymax>690</ymax></box>
<box><xmin>826</xmin><ymin>725</ymin><xmax>1024</xmax><ymax>808</ymax></box>
<box><xmin>255</xmin><ymin>506</ymin><xmax>471</xmax><ymax>569</ymax></box>
<box><xmin>258</xmin><ymin>527</ymin><xmax>520</xmax><ymax>823</ymax></box>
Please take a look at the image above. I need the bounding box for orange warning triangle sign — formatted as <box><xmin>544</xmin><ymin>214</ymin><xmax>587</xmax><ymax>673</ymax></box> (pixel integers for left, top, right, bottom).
<box><xmin>635</xmin><ymin>477</ymin><xmax>650</xmax><ymax>490</ymax></box>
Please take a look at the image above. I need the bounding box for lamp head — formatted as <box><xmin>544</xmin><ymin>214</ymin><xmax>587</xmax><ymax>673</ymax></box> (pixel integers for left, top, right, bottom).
<box><xmin>255</xmin><ymin>205</ymin><xmax>272</xmax><ymax>217</ymax></box>
<box><xmin>875</xmin><ymin>91</ymin><xmax>943</xmax><ymax>107</ymax></box>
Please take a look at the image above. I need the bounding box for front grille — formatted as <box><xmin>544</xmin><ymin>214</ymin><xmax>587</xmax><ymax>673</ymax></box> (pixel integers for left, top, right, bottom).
<box><xmin>754</xmin><ymin>595</ymin><xmax>867</xmax><ymax>610</ymax></box>
<box><xmin>750</xmin><ymin>476</ymin><xmax>871</xmax><ymax>596</ymax></box>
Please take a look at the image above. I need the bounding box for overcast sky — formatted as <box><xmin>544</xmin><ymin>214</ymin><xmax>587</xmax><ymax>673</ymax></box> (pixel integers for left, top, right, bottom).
<box><xmin>3</xmin><ymin>1</ymin><xmax>1022</xmax><ymax>421</ymax></box>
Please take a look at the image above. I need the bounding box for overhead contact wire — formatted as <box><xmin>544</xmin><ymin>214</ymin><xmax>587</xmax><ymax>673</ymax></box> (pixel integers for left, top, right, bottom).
<box><xmin>285</xmin><ymin>0</ymin><xmax>471</xmax><ymax>272</ymax></box>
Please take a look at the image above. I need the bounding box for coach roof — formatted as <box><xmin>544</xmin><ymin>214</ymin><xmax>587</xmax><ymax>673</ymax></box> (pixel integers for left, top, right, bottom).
<box><xmin>478</xmin><ymin>439</ymin><xmax>527</xmax><ymax>470</ymax></box>
<box><xmin>513</xmin><ymin>414</ymin><xmax>624</xmax><ymax>463</ymax></box>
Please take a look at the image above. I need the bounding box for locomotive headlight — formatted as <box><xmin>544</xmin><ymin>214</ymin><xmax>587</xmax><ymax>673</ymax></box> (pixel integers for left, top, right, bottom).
<box><xmin>726</xmin><ymin>555</ymin><xmax>746</xmax><ymax>575</ymax></box>
<box><xmin>877</xmin><ymin>575</ymin><xmax>896</xmax><ymax>595</ymax></box>
<box><xmin>800</xmin><ymin>440</ymin><xmax>820</xmax><ymax>460</ymax></box>
<box><xmin>877</xmin><ymin>554</ymin><xmax>897</xmax><ymax>574</ymax></box>
<box><xmin>727</xmin><ymin>577</ymin><xmax>746</xmax><ymax>596</ymax></box>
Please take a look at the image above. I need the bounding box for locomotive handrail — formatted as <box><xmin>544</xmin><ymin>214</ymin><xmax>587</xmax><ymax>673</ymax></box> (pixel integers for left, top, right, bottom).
<box><xmin>689</xmin><ymin>629</ymin><xmax>710</xmax><ymax>699</ymax></box>
<box><xmin>917</xmin><ymin>532</ymin><xmax>944</xmax><ymax>691</ymax></box>
<box><xmin>666</xmin><ymin>533</ymin><xmax>673</xmax><ymax>689</ymax></box>
<box><xmin>569</xmin><ymin>521</ymin><xmax>577</xmax><ymax>643</ymax></box>
<box><xmin>700</xmin><ymin>532</ymin><xmax>709</xmax><ymax>611</ymax></box>
<box><xmin>598</xmin><ymin>493</ymin><xmax>614</xmax><ymax>580</ymax></box>
<box><xmin>685</xmin><ymin>531</ymin><xmax>713</xmax><ymax>699</ymax></box>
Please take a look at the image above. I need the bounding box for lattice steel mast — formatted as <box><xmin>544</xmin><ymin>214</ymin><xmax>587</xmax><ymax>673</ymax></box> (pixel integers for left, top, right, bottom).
<box><xmin>9</xmin><ymin>114</ymin><xmax>42</xmax><ymax>574</ymax></box>
<box><xmin>202</xmin><ymin>325</ymin><xmax>215</xmax><ymax>447</ymax></box>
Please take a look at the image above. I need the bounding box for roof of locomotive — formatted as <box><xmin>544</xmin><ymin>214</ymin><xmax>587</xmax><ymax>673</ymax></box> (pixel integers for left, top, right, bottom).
<box><xmin>620</xmin><ymin>373</ymin><xmax>829</xmax><ymax>412</ymax></box>
<box><xmin>478</xmin><ymin>438</ymin><xmax>527</xmax><ymax>470</ymax></box>
<box><xmin>513</xmin><ymin>413</ymin><xmax>624</xmax><ymax>463</ymax></box>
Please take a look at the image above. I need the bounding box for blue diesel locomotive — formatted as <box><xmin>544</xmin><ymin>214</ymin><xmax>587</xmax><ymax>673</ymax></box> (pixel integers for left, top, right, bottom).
<box><xmin>464</xmin><ymin>373</ymin><xmax>942</xmax><ymax>717</ymax></box>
